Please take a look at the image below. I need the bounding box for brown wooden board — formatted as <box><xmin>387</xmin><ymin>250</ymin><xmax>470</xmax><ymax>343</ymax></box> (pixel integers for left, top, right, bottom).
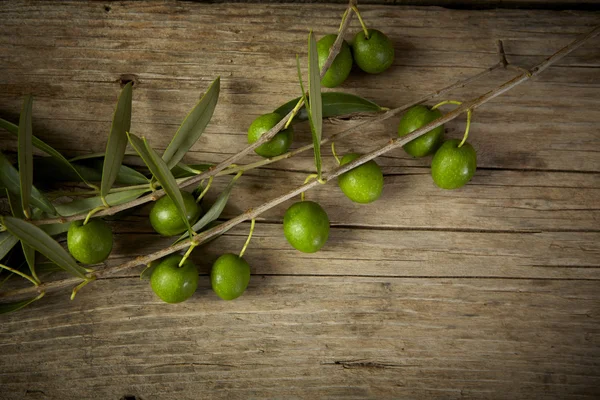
<box><xmin>0</xmin><ymin>1</ymin><xmax>599</xmax><ymax>399</ymax></box>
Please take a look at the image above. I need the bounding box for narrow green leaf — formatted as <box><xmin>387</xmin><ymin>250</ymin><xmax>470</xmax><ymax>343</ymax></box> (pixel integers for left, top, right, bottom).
<box><xmin>274</xmin><ymin>92</ymin><xmax>384</xmax><ymax>123</ymax></box>
<box><xmin>6</xmin><ymin>191</ymin><xmax>37</xmax><ymax>281</ymax></box>
<box><xmin>176</xmin><ymin>174</ymin><xmax>240</xmax><ymax>243</ymax></box>
<box><xmin>101</xmin><ymin>82</ymin><xmax>133</xmax><ymax>198</ymax></box>
<box><xmin>0</xmin><ymin>151</ymin><xmax>56</xmax><ymax>215</ymax></box>
<box><xmin>1</xmin><ymin>117</ymin><xmax>95</xmax><ymax>187</ymax></box>
<box><xmin>69</xmin><ymin>151</ymin><xmax>139</xmax><ymax>162</ymax></box>
<box><xmin>17</xmin><ymin>95</ymin><xmax>34</xmax><ymax>217</ymax></box>
<box><xmin>0</xmin><ymin>232</ymin><xmax>19</xmax><ymax>261</ymax></box>
<box><xmin>36</xmin><ymin>261</ymin><xmax>64</xmax><ymax>274</ymax></box>
<box><xmin>21</xmin><ymin>242</ymin><xmax>36</xmax><ymax>281</ymax></box>
<box><xmin>128</xmin><ymin>133</ymin><xmax>192</xmax><ymax>234</ymax></box>
<box><xmin>1</xmin><ymin>216</ymin><xmax>88</xmax><ymax>279</ymax></box>
<box><xmin>172</xmin><ymin>163</ymin><xmax>213</xmax><ymax>179</ymax></box>
<box><xmin>34</xmin><ymin>157</ymin><xmax>148</xmax><ymax>186</ymax></box>
<box><xmin>0</xmin><ymin>292</ymin><xmax>44</xmax><ymax>315</ymax></box>
<box><xmin>86</xmin><ymin>159</ymin><xmax>148</xmax><ymax>185</ymax></box>
<box><xmin>307</xmin><ymin>31</ymin><xmax>323</xmax><ymax>179</ymax></box>
<box><xmin>140</xmin><ymin>259</ymin><xmax>161</xmax><ymax>280</ymax></box>
<box><xmin>55</xmin><ymin>188</ymin><xmax>149</xmax><ymax>216</ymax></box>
<box><xmin>41</xmin><ymin>222</ymin><xmax>71</xmax><ymax>237</ymax></box>
<box><xmin>162</xmin><ymin>77</ymin><xmax>220</xmax><ymax>170</ymax></box>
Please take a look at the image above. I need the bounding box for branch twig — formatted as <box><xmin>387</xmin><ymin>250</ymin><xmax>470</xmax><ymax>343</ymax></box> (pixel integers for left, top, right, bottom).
<box><xmin>3</xmin><ymin>24</ymin><xmax>598</xmax><ymax>301</ymax></box>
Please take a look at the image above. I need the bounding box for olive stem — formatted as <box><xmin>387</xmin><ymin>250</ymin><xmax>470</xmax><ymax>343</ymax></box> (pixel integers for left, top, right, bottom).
<box><xmin>100</xmin><ymin>196</ymin><xmax>110</xmax><ymax>208</ymax></box>
<box><xmin>331</xmin><ymin>142</ymin><xmax>342</xmax><ymax>165</ymax></box>
<box><xmin>179</xmin><ymin>243</ymin><xmax>197</xmax><ymax>267</ymax></box>
<box><xmin>458</xmin><ymin>109</ymin><xmax>473</xmax><ymax>148</ymax></box>
<box><xmin>431</xmin><ymin>100</ymin><xmax>463</xmax><ymax>110</ymax></box>
<box><xmin>351</xmin><ymin>6</ymin><xmax>369</xmax><ymax>39</ymax></box>
<box><xmin>83</xmin><ymin>206</ymin><xmax>108</xmax><ymax>225</ymax></box>
<box><xmin>338</xmin><ymin>8</ymin><xmax>350</xmax><ymax>32</ymax></box>
<box><xmin>300</xmin><ymin>174</ymin><xmax>319</xmax><ymax>202</ymax></box>
<box><xmin>238</xmin><ymin>219</ymin><xmax>256</xmax><ymax>258</ymax></box>
<box><xmin>0</xmin><ymin>264</ymin><xmax>39</xmax><ymax>287</ymax></box>
<box><xmin>195</xmin><ymin>176</ymin><xmax>214</xmax><ymax>203</ymax></box>
<box><xmin>284</xmin><ymin>97</ymin><xmax>304</xmax><ymax>129</ymax></box>
<box><xmin>70</xmin><ymin>276</ymin><xmax>95</xmax><ymax>300</ymax></box>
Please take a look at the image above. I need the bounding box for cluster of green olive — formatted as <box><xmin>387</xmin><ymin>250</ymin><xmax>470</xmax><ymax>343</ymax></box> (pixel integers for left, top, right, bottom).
<box><xmin>65</xmin><ymin>189</ymin><xmax>249</xmax><ymax>304</ymax></box>
<box><xmin>398</xmin><ymin>104</ymin><xmax>477</xmax><ymax>189</ymax></box>
<box><xmin>318</xmin><ymin>27</ymin><xmax>395</xmax><ymax>88</ymax></box>
<box><xmin>146</xmin><ymin>192</ymin><xmax>251</xmax><ymax>303</ymax></box>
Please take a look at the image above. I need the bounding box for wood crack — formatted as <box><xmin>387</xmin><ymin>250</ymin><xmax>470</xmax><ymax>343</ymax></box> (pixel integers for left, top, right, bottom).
<box><xmin>324</xmin><ymin>359</ymin><xmax>418</xmax><ymax>369</ymax></box>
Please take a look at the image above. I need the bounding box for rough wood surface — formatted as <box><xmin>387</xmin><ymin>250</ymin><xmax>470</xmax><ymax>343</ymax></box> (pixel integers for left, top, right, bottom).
<box><xmin>0</xmin><ymin>1</ymin><xmax>599</xmax><ymax>399</ymax></box>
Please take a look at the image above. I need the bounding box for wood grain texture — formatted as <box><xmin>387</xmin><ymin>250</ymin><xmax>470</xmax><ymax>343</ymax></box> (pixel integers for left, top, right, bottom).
<box><xmin>1</xmin><ymin>277</ymin><xmax>599</xmax><ymax>399</ymax></box>
<box><xmin>0</xmin><ymin>1</ymin><xmax>599</xmax><ymax>399</ymax></box>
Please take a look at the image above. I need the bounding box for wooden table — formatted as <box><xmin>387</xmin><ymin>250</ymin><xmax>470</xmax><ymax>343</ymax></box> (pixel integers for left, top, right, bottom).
<box><xmin>1</xmin><ymin>1</ymin><xmax>599</xmax><ymax>399</ymax></box>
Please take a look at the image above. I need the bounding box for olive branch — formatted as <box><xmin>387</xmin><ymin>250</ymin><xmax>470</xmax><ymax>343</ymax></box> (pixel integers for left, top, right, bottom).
<box><xmin>0</xmin><ymin>0</ymin><xmax>598</xmax><ymax>307</ymax></box>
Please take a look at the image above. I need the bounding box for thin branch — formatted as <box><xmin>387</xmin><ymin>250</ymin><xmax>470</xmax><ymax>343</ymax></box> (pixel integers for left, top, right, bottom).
<box><xmin>4</xmin><ymin>24</ymin><xmax>598</xmax><ymax>301</ymax></box>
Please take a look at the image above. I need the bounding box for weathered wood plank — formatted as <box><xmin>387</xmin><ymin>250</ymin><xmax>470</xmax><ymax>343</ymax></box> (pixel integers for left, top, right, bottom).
<box><xmin>0</xmin><ymin>2</ymin><xmax>599</xmax><ymax>399</ymax></box>
<box><xmin>196</xmin><ymin>168</ymin><xmax>600</xmax><ymax>232</ymax></box>
<box><xmin>1</xmin><ymin>277</ymin><xmax>599</xmax><ymax>399</ymax></box>
<box><xmin>100</xmin><ymin>221</ymin><xmax>600</xmax><ymax>279</ymax></box>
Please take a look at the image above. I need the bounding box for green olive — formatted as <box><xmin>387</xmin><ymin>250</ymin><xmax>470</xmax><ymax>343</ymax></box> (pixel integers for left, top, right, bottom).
<box><xmin>338</xmin><ymin>153</ymin><xmax>384</xmax><ymax>204</ymax></box>
<box><xmin>283</xmin><ymin>201</ymin><xmax>330</xmax><ymax>253</ymax></box>
<box><xmin>67</xmin><ymin>219</ymin><xmax>113</xmax><ymax>264</ymax></box>
<box><xmin>211</xmin><ymin>253</ymin><xmax>251</xmax><ymax>301</ymax></box>
<box><xmin>149</xmin><ymin>191</ymin><xmax>202</xmax><ymax>237</ymax></box>
<box><xmin>397</xmin><ymin>105</ymin><xmax>445</xmax><ymax>158</ymax></box>
<box><xmin>150</xmin><ymin>254</ymin><xmax>199</xmax><ymax>304</ymax></box>
<box><xmin>431</xmin><ymin>139</ymin><xmax>477</xmax><ymax>189</ymax></box>
<box><xmin>351</xmin><ymin>29</ymin><xmax>394</xmax><ymax>74</ymax></box>
<box><xmin>247</xmin><ymin>113</ymin><xmax>294</xmax><ymax>158</ymax></box>
<box><xmin>317</xmin><ymin>34</ymin><xmax>353</xmax><ymax>88</ymax></box>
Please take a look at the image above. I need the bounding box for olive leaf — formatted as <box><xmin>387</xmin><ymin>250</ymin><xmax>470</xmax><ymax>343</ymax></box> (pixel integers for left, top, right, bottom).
<box><xmin>140</xmin><ymin>259</ymin><xmax>161</xmax><ymax>280</ymax></box>
<box><xmin>0</xmin><ymin>150</ymin><xmax>56</xmax><ymax>216</ymax></box>
<box><xmin>1</xmin><ymin>216</ymin><xmax>88</xmax><ymax>279</ymax></box>
<box><xmin>175</xmin><ymin>173</ymin><xmax>240</xmax><ymax>243</ymax></box>
<box><xmin>0</xmin><ymin>292</ymin><xmax>44</xmax><ymax>315</ymax></box>
<box><xmin>55</xmin><ymin>188</ymin><xmax>149</xmax><ymax>216</ymax></box>
<box><xmin>85</xmin><ymin>159</ymin><xmax>148</xmax><ymax>185</ymax></box>
<box><xmin>17</xmin><ymin>95</ymin><xmax>34</xmax><ymax>218</ymax></box>
<box><xmin>0</xmin><ymin>232</ymin><xmax>19</xmax><ymax>262</ymax></box>
<box><xmin>172</xmin><ymin>163</ymin><xmax>213</xmax><ymax>179</ymax></box>
<box><xmin>34</xmin><ymin>157</ymin><xmax>148</xmax><ymax>186</ymax></box>
<box><xmin>101</xmin><ymin>82</ymin><xmax>133</xmax><ymax>199</ymax></box>
<box><xmin>127</xmin><ymin>133</ymin><xmax>192</xmax><ymax>235</ymax></box>
<box><xmin>41</xmin><ymin>222</ymin><xmax>71</xmax><ymax>237</ymax></box>
<box><xmin>307</xmin><ymin>31</ymin><xmax>323</xmax><ymax>179</ymax></box>
<box><xmin>162</xmin><ymin>77</ymin><xmax>220</xmax><ymax>170</ymax></box>
<box><xmin>0</xmin><ymin>118</ymin><xmax>95</xmax><ymax>188</ymax></box>
<box><xmin>6</xmin><ymin>191</ymin><xmax>37</xmax><ymax>282</ymax></box>
<box><xmin>35</xmin><ymin>261</ymin><xmax>64</xmax><ymax>274</ymax></box>
<box><xmin>274</xmin><ymin>92</ymin><xmax>384</xmax><ymax>123</ymax></box>
<box><xmin>69</xmin><ymin>151</ymin><xmax>139</xmax><ymax>162</ymax></box>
